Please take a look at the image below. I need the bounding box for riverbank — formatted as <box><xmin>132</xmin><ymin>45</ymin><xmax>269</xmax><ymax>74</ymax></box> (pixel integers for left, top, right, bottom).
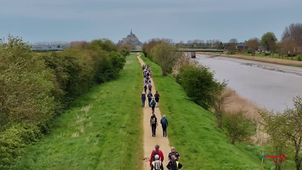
<box><xmin>140</xmin><ymin>55</ymin><xmax>269</xmax><ymax>169</ymax></box>
<box><xmin>198</xmin><ymin>52</ymin><xmax>302</xmax><ymax>67</ymax></box>
<box><xmin>12</xmin><ymin>54</ymin><xmax>143</xmax><ymax>170</ymax></box>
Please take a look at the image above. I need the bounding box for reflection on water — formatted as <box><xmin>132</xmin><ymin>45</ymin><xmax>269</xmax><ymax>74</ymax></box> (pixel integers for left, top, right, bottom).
<box><xmin>196</xmin><ymin>55</ymin><xmax>302</xmax><ymax>112</ymax></box>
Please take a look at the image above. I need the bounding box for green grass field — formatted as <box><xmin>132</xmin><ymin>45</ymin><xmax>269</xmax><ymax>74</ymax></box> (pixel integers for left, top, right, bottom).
<box><xmin>12</xmin><ymin>54</ymin><xmax>143</xmax><ymax>170</ymax></box>
<box><xmin>140</xmin><ymin>55</ymin><xmax>296</xmax><ymax>170</ymax></box>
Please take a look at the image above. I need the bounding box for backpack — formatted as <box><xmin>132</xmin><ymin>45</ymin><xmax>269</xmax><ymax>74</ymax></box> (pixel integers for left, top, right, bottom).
<box><xmin>153</xmin><ymin>160</ymin><xmax>161</xmax><ymax>170</ymax></box>
<box><xmin>149</xmin><ymin>84</ymin><xmax>152</xmax><ymax>88</ymax></box>
<box><xmin>151</xmin><ymin>100</ymin><xmax>156</xmax><ymax>106</ymax></box>
<box><xmin>151</xmin><ymin>117</ymin><xmax>156</xmax><ymax>124</ymax></box>
<box><xmin>152</xmin><ymin>150</ymin><xmax>160</xmax><ymax>161</ymax></box>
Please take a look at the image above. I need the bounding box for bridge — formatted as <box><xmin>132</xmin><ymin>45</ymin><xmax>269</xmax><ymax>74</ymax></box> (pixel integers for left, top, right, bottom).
<box><xmin>131</xmin><ymin>48</ymin><xmax>224</xmax><ymax>53</ymax></box>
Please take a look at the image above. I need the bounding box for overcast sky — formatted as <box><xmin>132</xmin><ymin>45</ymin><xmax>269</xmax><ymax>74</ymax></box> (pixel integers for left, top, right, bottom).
<box><xmin>0</xmin><ymin>0</ymin><xmax>301</xmax><ymax>43</ymax></box>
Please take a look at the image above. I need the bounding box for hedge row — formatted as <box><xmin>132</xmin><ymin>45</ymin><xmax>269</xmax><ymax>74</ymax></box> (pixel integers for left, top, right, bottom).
<box><xmin>0</xmin><ymin>36</ymin><xmax>126</xmax><ymax>168</ymax></box>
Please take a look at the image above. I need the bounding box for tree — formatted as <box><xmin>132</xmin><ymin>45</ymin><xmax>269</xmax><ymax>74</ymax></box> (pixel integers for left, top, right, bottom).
<box><xmin>224</xmin><ymin>110</ymin><xmax>255</xmax><ymax>144</ymax></box>
<box><xmin>246</xmin><ymin>38</ymin><xmax>260</xmax><ymax>56</ymax></box>
<box><xmin>282</xmin><ymin>23</ymin><xmax>302</xmax><ymax>46</ymax></box>
<box><xmin>260</xmin><ymin>110</ymin><xmax>289</xmax><ymax>170</ymax></box>
<box><xmin>150</xmin><ymin>39</ymin><xmax>182</xmax><ymax>76</ymax></box>
<box><xmin>117</xmin><ymin>42</ymin><xmax>134</xmax><ymax>57</ymax></box>
<box><xmin>142</xmin><ymin>38</ymin><xmax>160</xmax><ymax>58</ymax></box>
<box><xmin>261</xmin><ymin>32</ymin><xmax>277</xmax><ymax>52</ymax></box>
<box><xmin>213</xmin><ymin>88</ymin><xmax>233</xmax><ymax>129</ymax></box>
<box><xmin>214</xmin><ymin>41</ymin><xmax>223</xmax><ymax>49</ymax></box>
<box><xmin>173</xmin><ymin>52</ymin><xmax>198</xmax><ymax>77</ymax></box>
<box><xmin>280</xmin><ymin>39</ymin><xmax>298</xmax><ymax>57</ymax></box>
<box><xmin>176</xmin><ymin>41</ymin><xmax>184</xmax><ymax>48</ymax></box>
<box><xmin>227</xmin><ymin>38</ymin><xmax>238</xmax><ymax>53</ymax></box>
<box><xmin>261</xmin><ymin>96</ymin><xmax>302</xmax><ymax>170</ymax></box>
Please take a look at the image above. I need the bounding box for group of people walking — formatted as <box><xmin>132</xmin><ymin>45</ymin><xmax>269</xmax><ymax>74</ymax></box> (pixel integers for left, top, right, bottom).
<box><xmin>150</xmin><ymin>145</ymin><xmax>183</xmax><ymax>170</ymax></box>
<box><xmin>140</xmin><ymin>64</ymin><xmax>182</xmax><ymax>170</ymax></box>
<box><xmin>141</xmin><ymin>65</ymin><xmax>167</xmax><ymax>137</ymax></box>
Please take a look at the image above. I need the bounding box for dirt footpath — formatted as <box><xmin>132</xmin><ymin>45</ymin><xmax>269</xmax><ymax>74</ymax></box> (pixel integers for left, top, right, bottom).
<box><xmin>137</xmin><ymin>55</ymin><xmax>171</xmax><ymax>170</ymax></box>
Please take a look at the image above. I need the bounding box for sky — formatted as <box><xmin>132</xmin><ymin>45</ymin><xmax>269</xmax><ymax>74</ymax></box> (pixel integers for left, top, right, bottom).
<box><xmin>0</xmin><ymin>0</ymin><xmax>301</xmax><ymax>44</ymax></box>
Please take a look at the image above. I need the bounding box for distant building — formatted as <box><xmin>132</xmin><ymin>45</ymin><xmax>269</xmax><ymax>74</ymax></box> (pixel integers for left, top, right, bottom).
<box><xmin>236</xmin><ymin>42</ymin><xmax>247</xmax><ymax>51</ymax></box>
<box><xmin>117</xmin><ymin>30</ymin><xmax>143</xmax><ymax>49</ymax></box>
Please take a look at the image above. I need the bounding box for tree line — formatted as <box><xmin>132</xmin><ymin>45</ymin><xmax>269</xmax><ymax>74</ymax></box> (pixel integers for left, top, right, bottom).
<box><xmin>142</xmin><ymin>38</ymin><xmax>302</xmax><ymax>170</ymax></box>
<box><xmin>179</xmin><ymin>23</ymin><xmax>302</xmax><ymax>60</ymax></box>
<box><xmin>0</xmin><ymin>35</ymin><xmax>131</xmax><ymax>169</ymax></box>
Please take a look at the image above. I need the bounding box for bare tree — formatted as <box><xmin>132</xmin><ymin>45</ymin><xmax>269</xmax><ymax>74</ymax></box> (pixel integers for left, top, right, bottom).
<box><xmin>280</xmin><ymin>39</ymin><xmax>298</xmax><ymax>57</ymax></box>
<box><xmin>227</xmin><ymin>38</ymin><xmax>238</xmax><ymax>52</ymax></box>
<box><xmin>282</xmin><ymin>23</ymin><xmax>302</xmax><ymax>46</ymax></box>
<box><xmin>213</xmin><ymin>88</ymin><xmax>233</xmax><ymax>129</ymax></box>
<box><xmin>246</xmin><ymin>38</ymin><xmax>260</xmax><ymax>56</ymax></box>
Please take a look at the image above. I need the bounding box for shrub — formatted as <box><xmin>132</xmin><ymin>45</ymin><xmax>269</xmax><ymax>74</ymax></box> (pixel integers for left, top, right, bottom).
<box><xmin>176</xmin><ymin>64</ymin><xmax>225</xmax><ymax>110</ymax></box>
<box><xmin>0</xmin><ymin>123</ymin><xmax>42</xmax><ymax>169</ymax></box>
<box><xmin>0</xmin><ymin>35</ymin><xmax>56</xmax><ymax>127</ymax></box>
<box><xmin>224</xmin><ymin>110</ymin><xmax>256</xmax><ymax>144</ymax></box>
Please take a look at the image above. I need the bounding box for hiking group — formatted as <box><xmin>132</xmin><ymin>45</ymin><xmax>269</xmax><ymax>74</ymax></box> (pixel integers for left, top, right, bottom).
<box><xmin>141</xmin><ymin>64</ymin><xmax>183</xmax><ymax>170</ymax></box>
<box><xmin>141</xmin><ymin>64</ymin><xmax>167</xmax><ymax>137</ymax></box>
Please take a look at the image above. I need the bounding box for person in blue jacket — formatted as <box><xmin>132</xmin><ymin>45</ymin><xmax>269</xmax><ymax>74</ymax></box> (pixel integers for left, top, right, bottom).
<box><xmin>160</xmin><ymin>115</ymin><xmax>168</xmax><ymax>137</ymax></box>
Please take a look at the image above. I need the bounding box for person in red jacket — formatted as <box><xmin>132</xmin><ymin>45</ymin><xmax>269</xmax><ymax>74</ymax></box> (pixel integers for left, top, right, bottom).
<box><xmin>150</xmin><ymin>144</ymin><xmax>164</xmax><ymax>167</ymax></box>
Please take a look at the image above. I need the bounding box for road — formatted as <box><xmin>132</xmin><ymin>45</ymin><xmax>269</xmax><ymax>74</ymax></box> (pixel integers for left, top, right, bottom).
<box><xmin>196</xmin><ymin>54</ymin><xmax>302</xmax><ymax>112</ymax></box>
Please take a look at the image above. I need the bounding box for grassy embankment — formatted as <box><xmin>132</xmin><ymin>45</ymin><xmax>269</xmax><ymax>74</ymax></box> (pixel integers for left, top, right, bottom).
<box><xmin>141</xmin><ymin>56</ymin><xmax>279</xmax><ymax>170</ymax></box>
<box><xmin>198</xmin><ymin>52</ymin><xmax>302</xmax><ymax>67</ymax></box>
<box><xmin>13</xmin><ymin>54</ymin><xmax>143</xmax><ymax>170</ymax></box>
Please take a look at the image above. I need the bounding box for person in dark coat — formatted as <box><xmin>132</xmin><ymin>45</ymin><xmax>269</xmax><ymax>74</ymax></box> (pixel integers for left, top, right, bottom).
<box><xmin>141</xmin><ymin>93</ymin><xmax>146</xmax><ymax>107</ymax></box>
<box><xmin>150</xmin><ymin>113</ymin><xmax>158</xmax><ymax>137</ymax></box>
<box><xmin>166</xmin><ymin>155</ymin><xmax>182</xmax><ymax>170</ymax></box>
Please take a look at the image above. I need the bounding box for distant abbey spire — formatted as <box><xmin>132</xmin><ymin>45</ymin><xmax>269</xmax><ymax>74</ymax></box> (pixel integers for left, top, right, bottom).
<box><xmin>130</xmin><ymin>29</ymin><xmax>132</xmax><ymax>35</ymax></box>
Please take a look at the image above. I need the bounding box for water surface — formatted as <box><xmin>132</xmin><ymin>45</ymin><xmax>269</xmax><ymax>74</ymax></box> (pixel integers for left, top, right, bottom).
<box><xmin>196</xmin><ymin>55</ymin><xmax>302</xmax><ymax>112</ymax></box>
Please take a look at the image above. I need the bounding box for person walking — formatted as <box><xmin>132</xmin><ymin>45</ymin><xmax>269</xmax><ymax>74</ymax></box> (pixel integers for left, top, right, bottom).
<box><xmin>150</xmin><ymin>97</ymin><xmax>157</xmax><ymax>114</ymax></box>
<box><xmin>168</xmin><ymin>147</ymin><xmax>180</xmax><ymax>161</ymax></box>
<box><xmin>150</xmin><ymin>113</ymin><xmax>158</xmax><ymax>137</ymax></box>
<box><xmin>149</xmin><ymin>144</ymin><xmax>164</xmax><ymax>167</ymax></box>
<box><xmin>154</xmin><ymin>91</ymin><xmax>160</xmax><ymax>107</ymax></box>
<box><xmin>147</xmin><ymin>91</ymin><xmax>153</xmax><ymax>107</ymax></box>
<box><xmin>148</xmin><ymin>83</ymin><xmax>152</xmax><ymax>93</ymax></box>
<box><xmin>141</xmin><ymin>93</ymin><xmax>146</xmax><ymax>107</ymax></box>
<box><xmin>144</xmin><ymin>83</ymin><xmax>148</xmax><ymax>94</ymax></box>
<box><xmin>151</xmin><ymin>155</ymin><xmax>164</xmax><ymax>170</ymax></box>
<box><xmin>166</xmin><ymin>155</ymin><xmax>182</xmax><ymax>170</ymax></box>
<box><xmin>160</xmin><ymin>115</ymin><xmax>168</xmax><ymax>137</ymax></box>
